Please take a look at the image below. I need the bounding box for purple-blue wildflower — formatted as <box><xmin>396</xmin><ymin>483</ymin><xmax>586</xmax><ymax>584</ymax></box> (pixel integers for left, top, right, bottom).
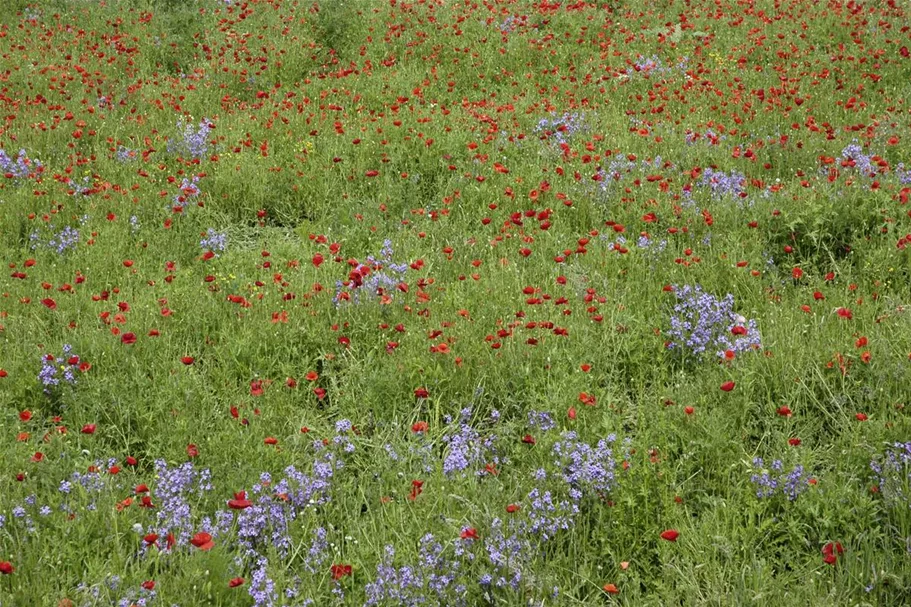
<box><xmin>38</xmin><ymin>345</ymin><xmax>81</xmax><ymax>394</ymax></box>
<box><xmin>666</xmin><ymin>284</ymin><xmax>761</xmax><ymax>360</ymax></box>
<box><xmin>334</xmin><ymin>240</ymin><xmax>408</xmax><ymax>306</ymax></box>
<box><xmin>534</xmin><ymin>112</ymin><xmax>587</xmax><ymax>146</ymax></box>
<box><xmin>442</xmin><ymin>413</ymin><xmax>498</xmax><ymax>478</ymax></box>
<box><xmin>698</xmin><ymin>167</ymin><xmax>746</xmax><ymax>199</ymax></box>
<box><xmin>200</xmin><ymin>228</ymin><xmax>228</xmax><ymax>255</ymax></box>
<box><xmin>750</xmin><ymin>458</ymin><xmax>810</xmax><ymax>501</ymax></box>
<box><xmin>0</xmin><ymin>148</ymin><xmax>42</xmax><ymax>180</ymax></box>
<box><xmin>871</xmin><ymin>442</ymin><xmax>911</xmax><ymax>509</ymax></box>
<box><xmin>168</xmin><ymin>118</ymin><xmax>213</xmax><ymax>159</ymax></box>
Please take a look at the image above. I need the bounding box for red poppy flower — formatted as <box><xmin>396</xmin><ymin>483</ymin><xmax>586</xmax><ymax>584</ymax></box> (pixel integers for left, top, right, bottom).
<box><xmin>822</xmin><ymin>541</ymin><xmax>844</xmax><ymax>565</ymax></box>
<box><xmin>603</xmin><ymin>583</ymin><xmax>619</xmax><ymax>595</ymax></box>
<box><xmin>228</xmin><ymin>577</ymin><xmax>245</xmax><ymax>588</ymax></box>
<box><xmin>19</xmin><ymin>410</ymin><xmax>31</xmax><ymax>422</ymax></box>
<box><xmin>141</xmin><ymin>581</ymin><xmax>155</xmax><ymax>591</ymax></box>
<box><xmin>264</xmin><ymin>437</ymin><xmax>278</xmax><ymax>446</ymax></box>
<box><xmin>41</xmin><ymin>298</ymin><xmax>57</xmax><ymax>310</ymax></box>
<box><xmin>720</xmin><ymin>381</ymin><xmax>735</xmax><ymax>392</ymax></box>
<box><xmin>460</xmin><ymin>527</ymin><xmax>478</xmax><ymax>540</ymax></box>
<box><xmin>250</xmin><ymin>380</ymin><xmax>264</xmax><ymax>397</ymax></box>
<box><xmin>776</xmin><ymin>406</ymin><xmax>792</xmax><ymax>417</ymax></box>
<box><xmin>408</xmin><ymin>479</ymin><xmax>424</xmax><ymax>501</ymax></box>
<box><xmin>521</xmin><ymin>434</ymin><xmax>536</xmax><ymax>445</ymax></box>
<box><xmin>411</xmin><ymin>421</ymin><xmax>428</xmax><ymax>433</ymax></box>
<box><xmin>228</xmin><ymin>491</ymin><xmax>253</xmax><ymax>510</ymax></box>
<box><xmin>186</xmin><ymin>444</ymin><xmax>199</xmax><ymax>458</ymax></box>
<box><xmin>330</xmin><ymin>564</ymin><xmax>352</xmax><ymax>580</ymax></box>
<box><xmin>506</xmin><ymin>504</ymin><xmax>520</xmax><ymax>513</ymax></box>
<box><xmin>0</xmin><ymin>561</ymin><xmax>13</xmax><ymax>575</ymax></box>
<box><xmin>190</xmin><ymin>532</ymin><xmax>215</xmax><ymax>550</ymax></box>
<box><xmin>855</xmin><ymin>412</ymin><xmax>868</xmax><ymax>421</ymax></box>
<box><xmin>660</xmin><ymin>529</ymin><xmax>679</xmax><ymax>542</ymax></box>
<box><xmin>414</xmin><ymin>387</ymin><xmax>429</xmax><ymax>399</ymax></box>
<box><xmin>80</xmin><ymin>424</ymin><xmax>96</xmax><ymax>435</ymax></box>
<box><xmin>143</xmin><ymin>533</ymin><xmax>159</xmax><ymax>545</ymax></box>
<box><xmin>121</xmin><ymin>332</ymin><xmax>137</xmax><ymax>345</ymax></box>
<box><xmin>181</xmin><ymin>356</ymin><xmax>195</xmax><ymax>365</ymax></box>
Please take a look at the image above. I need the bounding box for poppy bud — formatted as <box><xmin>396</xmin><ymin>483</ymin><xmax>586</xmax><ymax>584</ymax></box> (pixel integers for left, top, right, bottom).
<box><xmin>660</xmin><ymin>529</ymin><xmax>679</xmax><ymax>542</ymax></box>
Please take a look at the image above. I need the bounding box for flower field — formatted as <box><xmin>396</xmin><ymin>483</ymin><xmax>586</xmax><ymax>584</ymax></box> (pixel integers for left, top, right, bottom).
<box><xmin>1</xmin><ymin>0</ymin><xmax>911</xmax><ymax>604</ymax></box>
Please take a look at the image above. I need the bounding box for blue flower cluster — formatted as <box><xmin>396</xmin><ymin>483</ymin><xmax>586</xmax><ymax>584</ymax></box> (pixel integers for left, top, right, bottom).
<box><xmin>750</xmin><ymin>458</ymin><xmax>811</xmax><ymax>501</ymax></box>
<box><xmin>839</xmin><ymin>141</ymin><xmax>879</xmax><ymax>177</ymax></box>
<box><xmin>115</xmin><ymin>146</ymin><xmax>139</xmax><ymax>163</ymax></box>
<box><xmin>666</xmin><ymin>284</ymin><xmax>761</xmax><ymax>361</ymax></box>
<box><xmin>534</xmin><ymin>112</ymin><xmax>588</xmax><ymax>147</ymax></box>
<box><xmin>200</xmin><ymin>228</ymin><xmax>228</xmax><ymax>255</ymax></box>
<box><xmin>168</xmin><ymin>118</ymin><xmax>213</xmax><ymax>159</ymax></box>
<box><xmin>0</xmin><ymin>148</ymin><xmax>42</xmax><ymax>180</ymax></box>
<box><xmin>365</xmin><ymin>538</ymin><xmax>468</xmax><ymax>606</ymax></box>
<box><xmin>698</xmin><ymin>167</ymin><xmax>746</xmax><ymax>199</ymax></box>
<box><xmin>871</xmin><ymin>442</ymin><xmax>911</xmax><ymax>510</ymax></box>
<box><xmin>38</xmin><ymin>344</ymin><xmax>80</xmax><ymax>395</ymax></box>
<box><xmin>592</xmin><ymin>153</ymin><xmax>666</xmax><ymax>198</ymax></box>
<box><xmin>151</xmin><ymin>460</ymin><xmax>215</xmax><ymax>548</ymax></box>
<box><xmin>623</xmin><ymin>55</ymin><xmax>689</xmax><ymax>78</ymax></box>
<box><xmin>442</xmin><ymin>408</ymin><xmax>498</xmax><ymax>478</ymax></box>
<box><xmin>171</xmin><ymin>175</ymin><xmax>202</xmax><ymax>212</ymax></box>
<box><xmin>334</xmin><ymin>239</ymin><xmax>409</xmax><ymax>306</ymax></box>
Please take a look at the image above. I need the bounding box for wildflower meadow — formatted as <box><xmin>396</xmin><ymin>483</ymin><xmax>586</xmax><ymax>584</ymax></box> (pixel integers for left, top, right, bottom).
<box><xmin>1</xmin><ymin>0</ymin><xmax>911</xmax><ymax>604</ymax></box>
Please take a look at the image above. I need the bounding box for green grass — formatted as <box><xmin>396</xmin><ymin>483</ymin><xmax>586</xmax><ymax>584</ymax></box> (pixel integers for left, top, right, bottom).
<box><xmin>1</xmin><ymin>0</ymin><xmax>911</xmax><ymax>604</ymax></box>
